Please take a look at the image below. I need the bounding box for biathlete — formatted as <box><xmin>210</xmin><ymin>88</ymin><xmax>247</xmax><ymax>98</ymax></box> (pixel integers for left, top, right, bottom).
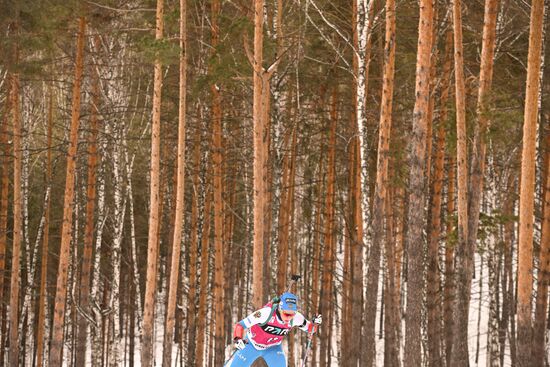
<box><xmin>225</xmin><ymin>292</ymin><xmax>322</xmax><ymax>367</ymax></box>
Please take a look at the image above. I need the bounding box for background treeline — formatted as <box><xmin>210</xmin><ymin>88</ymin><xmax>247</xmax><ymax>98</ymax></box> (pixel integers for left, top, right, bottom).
<box><xmin>0</xmin><ymin>0</ymin><xmax>549</xmax><ymax>366</ymax></box>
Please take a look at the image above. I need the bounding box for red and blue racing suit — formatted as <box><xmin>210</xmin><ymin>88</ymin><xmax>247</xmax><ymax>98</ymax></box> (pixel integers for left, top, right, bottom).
<box><xmin>226</xmin><ymin>305</ymin><xmax>314</xmax><ymax>367</ymax></box>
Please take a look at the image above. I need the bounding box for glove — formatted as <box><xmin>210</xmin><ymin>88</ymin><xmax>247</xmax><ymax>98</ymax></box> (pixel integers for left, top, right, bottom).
<box><xmin>234</xmin><ymin>338</ymin><xmax>247</xmax><ymax>350</ymax></box>
<box><xmin>308</xmin><ymin>314</ymin><xmax>322</xmax><ymax>334</ymax></box>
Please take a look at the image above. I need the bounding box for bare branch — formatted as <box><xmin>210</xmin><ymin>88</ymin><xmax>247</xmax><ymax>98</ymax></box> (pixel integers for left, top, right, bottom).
<box><xmin>86</xmin><ymin>1</ymin><xmax>156</xmax><ymax>12</ymax></box>
<box><xmin>243</xmin><ymin>33</ymin><xmax>255</xmax><ymax>67</ymax></box>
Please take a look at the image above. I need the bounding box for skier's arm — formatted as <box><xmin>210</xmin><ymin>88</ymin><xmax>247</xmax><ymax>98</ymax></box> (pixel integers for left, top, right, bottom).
<box><xmin>292</xmin><ymin>312</ymin><xmax>322</xmax><ymax>333</ymax></box>
<box><xmin>292</xmin><ymin>312</ymin><xmax>312</xmax><ymax>332</ymax></box>
<box><xmin>238</xmin><ymin>307</ymin><xmax>272</xmax><ymax>329</ymax></box>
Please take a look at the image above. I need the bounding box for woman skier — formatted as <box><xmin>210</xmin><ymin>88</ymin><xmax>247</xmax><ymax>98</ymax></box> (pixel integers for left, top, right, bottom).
<box><xmin>225</xmin><ymin>292</ymin><xmax>322</xmax><ymax>367</ymax></box>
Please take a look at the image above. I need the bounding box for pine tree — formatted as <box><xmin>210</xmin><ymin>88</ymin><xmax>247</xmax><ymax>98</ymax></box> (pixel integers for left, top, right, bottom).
<box><xmin>533</xmin><ymin>151</ymin><xmax>550</xmax><ymax>367</ymax></box>
<box><xmin>450</xmin><ymin>0</ymin><xmax>471</xmax><ymax>362</ymax></box>
<box><xmin>75</xmin><ymin>33</ymin><xmax>100</xmax><ymax>367</ymax></box>
<box><xmin>252</xmin><ymin>0</ymin><xmax>267</xmax><ymax>309</ymax></box>
<box><xmin>365</xmin><ymin>0</ymin><xmax>397</xmax><ymax>364</ymax></box>
<box><xmin>48</xmin><ymin>17</ymin><xmax>86</xmax><ymax>366</ymax></box>
<box><xmin>404</xmin><ymin>0</ymin><xmax>433</xmax><ymax>365</ymax></box>
<box><xmin>517</xmin><ymin>0</ymin><xmax>545</xmax><ymax>365</ymax></box>
<box><xmin>9</xmin><ymin>68</ymin><xmax>22</xmax><ymax>367</ymax></box>
<box><xmin>141</xmin><ymin>0</ymin><xmax>164</xmax><ymax>364</ymax></box>
<box><xmin>162</xmin><ymin>0</ymin><xmax>187</xmax><ymax>365</ymax></box>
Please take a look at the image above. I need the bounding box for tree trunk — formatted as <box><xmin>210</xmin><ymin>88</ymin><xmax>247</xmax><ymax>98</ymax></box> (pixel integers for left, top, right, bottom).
<box><xmin>209</xmin><ymin>0</ymin><xmax>226</xmax><ymax>362</ymax></box>
<box><xmin>141</xmin><ymin>0</ymin><xmax>164</xmax><ymax>364</ymax></box>
<box><xmin>533</xmin><ymin>76</ymin><xmax>550</xmax><ymax>367</ymax></box>
<box><xmin>534</xmin><ymin>5</ymin><xmax>550</xmax><ymax>364</ymax></box>
<box><xmin>450</xmin><ymin>0</ymin><xmax>471</xmax><ymax>362</ymax></box>
<box><xmin>467</xmin><ymin>0</ymin><xmax>499</xmax><ymax>284</ymax></box>
<box><xmin>252</xmin><ymin>0</ymin><xmax>268</xmax><ymax>309</ymax></box>
<box><xmin>9</xmin><ymin>71</ymin><xmax>22</xmax><ymax>367</ymax></box>
<box><xmin>517</xmin><ymin>1</ymin><xmax>545</xmax><ymax>365</ymax></box>
<box><xmin>277</xmin><ymin>126</ymin><xmax>294</xmax><ymax>294</ymax></box>
<box><xmin>486</xmin><ymin>218</ymin><xmax>500</xmax><ymax>367</ymax></box>
<box><xmin>0</xmin><ymin>81</ymin><xmax>10</xmax><ymax>366</ymax></box>
<box><xmin>319</xmin><ymin>88</ymin><xmax>338</xmax><ymax>367</ymax></box>
<box><xmin>91</xmin><ymin>119</ymin><xmax>107</xmax><ymax>366</ymax></box>
<box><xmin>427</xmin><ymin>26</ymin><xmax>453</xmax><ymax>367</ymax></box>
<box><xmin>403</xmin><ymin>0</ymin><xmax>433</xmax><ymax>365</ymax></box>
<box><xmin>35</xmin><ymin>83</ymin><xmax>53</xmax><ymax>367</ymax></box>
<box><xmin>310</xmin><ymin>157</ymin><xmax>324</xmax><ymax>367</ymax></box>
<box><xmin>186</xmin><ymin>133</ymin><xmax>201</xmax><ymax>364</ymax></box>
<box><xmin>342</xmin><ymin>139</ymin><xmax>354</xmax><ymax>367</ymax></box>
<box><xmin>108</xmin><ymin>99</ymin><xmax>129</xmax><ymax>367</ymax></box>
<box><xmin>162</xmin><ymin>1</ymin><xmax>187</xmax><ymax>365</ymax></box>
<box><xmin>364</xmin><ymin>0</ymin><xmax>396</xmax><ymax>364</ymax></box>
<box><xmin>424</xmin><ymin>0</ymin><xmax>438</xmax><ymax>186</ymax></box>
<box><xmin>444</xmin><ymin>157</ymin><xmax>456</xmax><ymax>366</ymax></box>
<box><xmin>196</xmin><ymin>185</ymin><xmax>213</xmax><ymax>367</ymax></box>
<box><xmin>75</xmin><ymin>33</ymin><xmax>100</xmax><ymax>367</ymax></box>
<box><xmin>351</xmin><ymin>1</ymin><xmax>373</xmax><ymax>363</ymax></box>
<box><xmin>48</xmin><ymin>17</ymin><xmax>86</xmax><ymax>366</ymax></box>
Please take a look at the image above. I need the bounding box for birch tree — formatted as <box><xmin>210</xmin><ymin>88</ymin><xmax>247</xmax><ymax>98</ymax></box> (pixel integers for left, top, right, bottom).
<box><xmin>35</xmin><ymin>83</ymin><xmax>53</xmax><ymax>367</ymax></box>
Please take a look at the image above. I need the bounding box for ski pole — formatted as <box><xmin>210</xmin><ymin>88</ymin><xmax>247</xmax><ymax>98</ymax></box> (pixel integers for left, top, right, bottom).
<box><xmin>223</xmin><ymin>349</ymin><xmax>237</xmax><ymax>367</ymax></box>
<box><xmin>300</xmin><ymin>325</ymin><xmax>315</xmax><ymax>367</ymax></box>
<box><xmin>223</xmin><ymin>339</ymin><xmax>248</xmax><ymax>366</ymax></box>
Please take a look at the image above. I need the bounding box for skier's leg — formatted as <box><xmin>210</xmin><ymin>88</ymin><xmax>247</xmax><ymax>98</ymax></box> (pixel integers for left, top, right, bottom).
<box><xmin>224</xmin><ymin>342</ymin><xmax>261</xmax><ymax>367</ymax></box>
<box><xmin>261</xmin><ymin>344</ymin><xmax>287</xmax><ymax>367</ymax></box>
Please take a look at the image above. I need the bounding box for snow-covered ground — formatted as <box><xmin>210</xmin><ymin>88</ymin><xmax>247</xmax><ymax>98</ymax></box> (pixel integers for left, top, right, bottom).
<box><xmin>61</xmin><ymin>253</ymin><xmax>548</xmax><ymax>366</ymax></box>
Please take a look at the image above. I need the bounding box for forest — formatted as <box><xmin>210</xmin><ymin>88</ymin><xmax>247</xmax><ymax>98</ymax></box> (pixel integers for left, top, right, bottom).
<box><xmin>0</xmin><ymin>0</ymin><xmax>549</xmax><ymax>366</ymax></box>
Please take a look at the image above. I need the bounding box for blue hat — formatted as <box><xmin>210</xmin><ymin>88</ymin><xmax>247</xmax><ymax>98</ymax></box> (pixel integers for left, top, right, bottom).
<box><xmin>279</xmin><ymin>292</ymin><xmax>298</xmax><ymax>312</ymax></box>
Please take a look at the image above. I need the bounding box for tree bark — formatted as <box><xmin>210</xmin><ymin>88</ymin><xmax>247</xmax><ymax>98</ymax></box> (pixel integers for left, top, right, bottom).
<box><xmin>186</xmin><ymin>132</ymin><xmax>201</xmax><ymax>365</ymax></box>
<box><xmin>467</xmin><ymin>0</ymin><xmax>499</xmax><ymax>280</ymax></box>
<box><xmin>534</xmin><ymin>5</ymin><xmax>550</xmax><ymax>364</ymax></box>
<box><xmin>403</xmin><ymin>0</ymin><xmax>433</xmax><ymax>365</ymax></box>
<box><xmin>35</xmin><ymin>85</ymin><xmax>53</xmax><ymax>367</ymax></box>
<box><xmin>533</xmin><ymin>64</ymin><xmax>550</xmax><ymax>367</ymax></box>
<box><xmin>517</xmin><ymin>1</ymin><xmax>545</xmax><ymax>365</ymax></box>
<box><xmin>9</xmin><ymin>71</ymin><xmax>22</xmax><ymax>367</ymax></box>
<box><xmin>48</xmin><ymin>17</ymin><xmax>86</xmax><ymax>367</ymax></box>
<box><xmin>162</xmin><ymin>1</ymin><xmax>187</xmax><ymax>365</ymax></box>
<box><xmin>450</xmin><ymin>0</ymin><xmax>471</xmax><ymax>363</ymax></box>
<box><xmin>209</xmin><ymin>0</ymin><xmax>226</xmax><ymax>362</ymax></box>
<box><xmin>364</xmin><ymin>0</ymin><xmax>396</xmax><ymax>364</ymax></box>
<box><xmin>351</xmin><ymin>0</ymin><xmax>374</xmax><ymax>362</ymax></box>
<box><xmin>277</xmin><ymin>126</ymin><xmax>294</xmax><ymax>294</ymax></box>
<box><xmin>252</xmin><ymin>0</ymin><xmax>268</xmax><ymax>308</ymax></box>
<box><xmin>141</xmin><ymin>0</ymin><xmax>164</xmax><ymax>364</ymax></box>
<box><xmin>427</xmin><ymin>26</ymin><xmax>453</xmax><ymax>367</ymax></box>
<box><xmin>0</xmin><ymin>80</ymin><xmax>10</xmax><ymax>366</ymax></box>
<box><xmin>196</xmin><ymin>184</ymin><xmax>213</xmax><ymax>367</ymax></box>
<box><xmin>75</xmin><ymin>33</ymin><xmax>100</xmax><ymax>367</ymax></box>
<box><xmin>310</xmin><ymin>156</ymin><xmax>324</xmax><ymax>367</ymax></box>
<box><xmin>319</xmin><ymin>87</ymin><xmax>338</xmax><ymax>367</ymax></box>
